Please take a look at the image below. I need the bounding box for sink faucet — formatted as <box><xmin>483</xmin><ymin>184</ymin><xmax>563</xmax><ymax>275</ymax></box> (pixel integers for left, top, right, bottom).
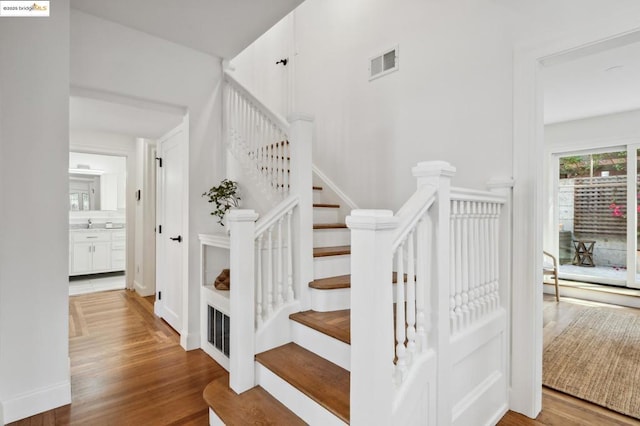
<box><xmin>88</xmin><ymin>218</ymin><xmax>93</xmax><ymax>229</ymax></box>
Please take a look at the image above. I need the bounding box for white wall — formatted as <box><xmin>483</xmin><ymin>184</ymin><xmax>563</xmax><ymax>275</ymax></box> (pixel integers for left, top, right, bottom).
<box><xmin>0</xmin><ymin>1</ymin><xmax>72</xmax><ymax>422</ymax></box>
<box><xmin>71</xmin><ymin>10</ymin><xmax>223</xmax><ymax>348</ymax></box>
<box><xmin>231</xmin><ymin>0</ymin><xmax>514</xmax><ymax>210</ymax></box>
<box><xmin>70</xmin><ymin>129</ymin><xmax>137</xmax><ymax>289</ymax></box>
<box><xmin>134</xmin><ymin>138</ymin><xmax>157</xmax><ymax>297</ymax></box>
<box><xmin>546</xmin><ymin>109</ymin><xmax>640</xmax><ymax>150</ymax></box>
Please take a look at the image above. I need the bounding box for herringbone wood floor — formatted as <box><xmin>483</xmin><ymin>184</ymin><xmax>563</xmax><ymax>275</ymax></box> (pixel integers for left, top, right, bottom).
<box><xmin>9</xmin><ymin>290</ymin><xmax>225</xmax><ymax>425</ymax></box>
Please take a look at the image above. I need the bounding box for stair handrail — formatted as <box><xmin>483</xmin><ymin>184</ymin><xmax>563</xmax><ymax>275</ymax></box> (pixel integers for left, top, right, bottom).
<box><xmin>255</xmin><ymin>194</ymin><xmax>299</xmax><ymax>236</ymax></box>
<box><xmin>224</xmin><ymin>71</ymin><xmax>290</xmax><ymax>133</ymax></box>
<box><xmin>392</xmin><ymin>185</ymin><xmax>437</xmax><ymax>252</ymax></box>
<box><xmin>451</xmin><ymin>186</ymin><xmax>506</xmax><ymax>203</ymax></box>
<box><xmin>347</xmin><ymin>161</ymin><xmax>455</xmax><ymax>425</ymax></box>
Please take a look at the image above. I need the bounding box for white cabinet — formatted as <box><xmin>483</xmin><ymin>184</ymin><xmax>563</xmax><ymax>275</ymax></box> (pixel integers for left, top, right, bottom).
<box><xmin>69</xmin><ymin>229</ymin><xmax>125</xmax><ymax>276</ymax></box>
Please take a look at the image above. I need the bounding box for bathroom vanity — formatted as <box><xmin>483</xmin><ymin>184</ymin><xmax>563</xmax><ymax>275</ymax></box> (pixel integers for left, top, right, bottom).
<box><xmin>69</xmin><ymin>228</ymin><xmax>126</xmax><ymax>276</ymax></box>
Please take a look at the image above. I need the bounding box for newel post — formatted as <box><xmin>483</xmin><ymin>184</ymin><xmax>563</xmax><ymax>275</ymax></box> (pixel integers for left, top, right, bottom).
<box><xmin>347</xmin><ymin>210</ymin><xmax>398</xmax><ymax>426</ymax></box>
<box><xmin>412</xmin><ymin>161</ymin><xmax>455</xmax><ymax>426</ymax></box>
<box><xmin>228</xmin><ymin>209</ymin><xmax>259</xmax><ymax>394</ymax></box>
<box><xmin>287</xmin><ymin>114</ymin><xmax>314</xmax><ymax>309</ymax></box>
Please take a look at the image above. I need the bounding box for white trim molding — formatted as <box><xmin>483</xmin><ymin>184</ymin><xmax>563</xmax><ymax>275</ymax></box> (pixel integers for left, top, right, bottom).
<box><xmin>2</xmin><ymin>380</ymin><xmax>71</xmax><ymax>424</ymax></box>
<box><xmin>512</xmin><ymin>22</ymin><xmax>640</xmax><ymax>419</ymax></box>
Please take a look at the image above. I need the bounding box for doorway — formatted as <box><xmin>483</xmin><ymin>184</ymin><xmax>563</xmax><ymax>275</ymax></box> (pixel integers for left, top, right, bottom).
<box><xmin>155</xmin><ymin>119</ymin><xmax>189</xmax><ymax>336</ymax></box>
<box><xmin>68</xmin><ymin>151</ymin><xmax>128</xmax><ymax>296</ymax></box>
<box><xmin>553</xmin><ymin>148</ymin><xmax>640</xmax><ymax>287</ymax></box>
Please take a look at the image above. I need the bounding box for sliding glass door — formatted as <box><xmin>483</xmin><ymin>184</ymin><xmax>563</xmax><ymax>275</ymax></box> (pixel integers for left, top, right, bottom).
<box><xmin>557</xmin><ymin>148</ymin><xmax>635</xmax><ymax>287</ymax></box>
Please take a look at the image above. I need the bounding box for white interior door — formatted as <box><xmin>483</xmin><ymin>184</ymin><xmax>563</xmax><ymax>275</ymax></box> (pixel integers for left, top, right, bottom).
<box><xmin>156</xmin><ymin>120</ymin><xmax>188</xmax><ymax>333</ymax></box>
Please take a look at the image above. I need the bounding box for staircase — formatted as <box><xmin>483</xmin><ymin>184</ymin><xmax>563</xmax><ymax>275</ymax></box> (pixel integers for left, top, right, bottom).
<box><xmin>206</xmin><ymin>185</ymin><xmax>353</xmax><ymax>425</ymax></box>
<box><xmin>201</xmin><ymin>71</ymin><xmax>513</xmax><ymax>426</ymax></box>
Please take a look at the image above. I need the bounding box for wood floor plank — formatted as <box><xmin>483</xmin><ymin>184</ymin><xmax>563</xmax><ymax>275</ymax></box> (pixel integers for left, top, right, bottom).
<box><xmin>9</xmin><ymin>290</ymin><xmax>225</xmax><ymax>426</ymax></box>
<box><xmin>498</xmin><ymin>294</ymin><xmax>640</xmax><ymax>425</ymax></box>
<box><xmin>256</xmin><ymin>343</ymin><xmax>350</xmax><ymax>423</ymax></box>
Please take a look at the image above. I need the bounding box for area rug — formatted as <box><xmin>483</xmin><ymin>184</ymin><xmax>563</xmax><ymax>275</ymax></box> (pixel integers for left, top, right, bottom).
<box><xmin>543</xmin><ymin>308</ymin><xmax>640</xmax><ymax>419</ymax></box>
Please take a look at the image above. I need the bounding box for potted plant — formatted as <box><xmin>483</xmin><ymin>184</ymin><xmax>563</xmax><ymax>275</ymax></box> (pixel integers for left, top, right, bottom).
<box><xmin>202</xmin><ymin>179</ymin><xmax>241</xmax><ymax>226</ymax></box>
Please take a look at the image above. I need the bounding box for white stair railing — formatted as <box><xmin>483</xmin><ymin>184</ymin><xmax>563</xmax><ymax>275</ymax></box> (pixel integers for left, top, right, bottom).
<box><xmin>223</xmin><ymin>72</ymin><xmax>315</xmax><ymax>396</ymax></box>
<box><xmin>254</xmin><ymin>195</ymin><xmax>299</xmax><ymax>328</ymax></box>
<box><xmin>390</xmin><ymin>184</ymin><xmax>437</xmax><ymax>384</ymax></box>
<box><xmin>449</xmin><ymin>189</ymin><xmax>504</xmax><ymax>334</ymax></box>
<box><xmin>348</xmin><ymin>161</ymin><xmax>508</xmax><ymax>425</ymax></box>
<box><xmin>224</xmin><ymin>72</ymin><xmax>291</xmax><ymax>200</ymax></box>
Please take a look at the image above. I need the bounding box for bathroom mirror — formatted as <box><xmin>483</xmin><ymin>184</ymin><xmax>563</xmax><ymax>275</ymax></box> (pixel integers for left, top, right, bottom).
<box><xmin>69</xmin><ymin>152</ymin><xmax>126</xmax><ymax>212</ymax></box>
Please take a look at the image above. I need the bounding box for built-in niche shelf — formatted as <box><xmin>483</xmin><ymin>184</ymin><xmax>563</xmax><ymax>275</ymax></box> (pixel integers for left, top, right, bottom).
<box><xmin>199</xmin><ymin>233</ymin><xmax>231</xmax><ymax>370</ymax></box>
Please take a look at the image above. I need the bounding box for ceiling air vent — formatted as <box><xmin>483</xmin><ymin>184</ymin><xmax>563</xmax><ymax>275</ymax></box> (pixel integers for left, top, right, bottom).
<box><xmin>369</xmin><ymin>46</ymin><xmax>399</xmax><ymax>81</ymax></box>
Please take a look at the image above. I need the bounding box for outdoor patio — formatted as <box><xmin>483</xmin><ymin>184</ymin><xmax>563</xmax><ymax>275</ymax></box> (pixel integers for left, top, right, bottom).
<box><xmin>559</xmin><ymin>264</ymin><xmax>640</xmax><ymax>286</ymax></box>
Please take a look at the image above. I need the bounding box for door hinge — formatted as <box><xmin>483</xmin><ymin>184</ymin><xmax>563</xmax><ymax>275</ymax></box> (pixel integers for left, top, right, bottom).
<box><xmin>158</xmin><ymin>291</ymin><xmax>162</xmax><ymax>300</ymax></box>
<box><xmin>155</xmin><ymin>157</ymin><xmax>163</xmax><ymax>167</ymax></box>
<box><xmin>158</xmin><ymin>225</ymin><xmax>162</xmax><ymax>234</ymax></box>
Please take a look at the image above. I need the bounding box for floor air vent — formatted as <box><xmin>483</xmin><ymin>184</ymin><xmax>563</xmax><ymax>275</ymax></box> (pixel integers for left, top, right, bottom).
<box><xmin>208</xmin><ymin>305</ymin><xmax>230</xmax><ymax>357</ymax></box>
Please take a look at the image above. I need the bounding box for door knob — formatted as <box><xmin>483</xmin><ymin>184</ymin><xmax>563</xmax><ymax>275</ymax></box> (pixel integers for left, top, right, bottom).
<box><xmin>170</xmin><ymin>235</ymin><xmax>182</xmax><ymax>242</ymax></box>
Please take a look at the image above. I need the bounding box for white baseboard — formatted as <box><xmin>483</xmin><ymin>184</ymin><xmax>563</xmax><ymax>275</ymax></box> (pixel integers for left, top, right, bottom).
<box><xmin>2</xmin><ymin>380</ymin><xmax>71</xmax><ymax>424</ymax></box>
<box><xmin>180</xmin><ymin>331</ymin><xmax>201</xmax><ymax>351</ymax></box>
<box><xmin>133</xmin><ymin>280</ymin><xmax>154</xmax><ymax>297</ymax></box>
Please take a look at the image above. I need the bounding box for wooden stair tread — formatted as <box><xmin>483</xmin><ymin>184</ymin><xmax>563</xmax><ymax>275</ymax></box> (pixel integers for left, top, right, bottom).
<box><xmin>290</xmin><ymin>310</ymin><xmax>351</xmax><ymax>344</ymax></box>
<box><xmin>313</xmin><ymin>203</ymin><xmax>340</xmax><ymax>208</ymax></box>
<box><xmin>203</xmin><ymin>376</ymin><xmax>305</xmax><ymax>425</ymax></box>
<box><xmin>313</xmin><ymin>223</ymin><xmax>347</xmax><ymax>230</ymax></box>
<box><xmin>313</xmin><ymin>246</ymin><xmax>350</xmax><ymax>257</ymax></box>
<box><xmin>310</xmin><ymin>274</ymin><xmax>351</xmax><ymax>290</ymax></box>
<box><xmin>309</xmin><ymin>272</ymin><xmax>407</xmax><ymax>290</ymax></box>
<box><xmin>256</xmin><ymin>343</ymin><xmax>350</xmax><ymax>423</ymax></box>
<box><xmin>312</xmin><ymin>186</ymin><xmax>323</xmax><ymax>191</ymax></box>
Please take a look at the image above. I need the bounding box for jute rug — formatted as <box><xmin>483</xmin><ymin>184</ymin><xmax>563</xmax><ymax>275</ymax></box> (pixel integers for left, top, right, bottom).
<box><xmin>543</xmin><ymin>308</ymin><xmax>640</xmax><ymax>419</ymax></box>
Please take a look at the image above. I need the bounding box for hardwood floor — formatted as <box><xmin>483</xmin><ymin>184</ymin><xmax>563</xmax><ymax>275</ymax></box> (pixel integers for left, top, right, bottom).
<box><xmin>498</xmin><ymin>294</ymin><xmax>640</xmax><ymax>426</ymax></box>
<box><xmin>9</xmin><ymin>290</ymin><xmax>225</xmax><ymax>425</ymax></box>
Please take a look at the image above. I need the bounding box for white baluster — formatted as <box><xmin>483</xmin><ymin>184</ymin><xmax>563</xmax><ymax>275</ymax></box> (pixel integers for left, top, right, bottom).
<box><xmin>416</xmin><ymin>216</ymin><xmax>427</xmax><ymax>352</ymax></box>
<box><xmin>286</xmin><ymin>209</ymin><xmax>294</xmax><ymax>301</ymax></box>
<box><xmin>406</xmin><ymin>230</ymin><xmax>417</xmax><ymax>360</ymax></box>
<box><xmin>493</xmin><ymin>204</ymin><xmax>502</xmax><ymax>309</ymax></box>
<box><xmin>279</xmin><ymin>136</ymin><xmax>284</xmax><ymax>194</ymax></box>
<box><xmin>461</xmin><ymin>201</ymin><xmax>470</xmax><ymax>329</ymax></box>
<box><xmin>449</xmin><ymin>201</ymin><xmax>457</xmax><ymax>332</ymax></box>
<box><xmin>267</xmin><ymin>227</ymin><xmax>274</xmax><ymax>316</ymax></box>
<box><xmin>454</xmin><ymin>200</ymin><xmax>462</xmax><ymax>333</ymax></box>
<box><xmin>256</xmin><ymin>235</ymin><xmax>264</xmax><ymax>327</ymax></box>
<box><xmin>277</xmin><ymin>217</ymin><xmax>284</xmax><ymax>307</ymax></box>
<box><xmin>482</xmin><ymin>202</ymin><xmax>490</xmax><ymax>315</ymax></box>
<box><xmin>395</xmin><ymin>246</ymin><xmax>407</xmax><ymax>384</ymax></box>
<box><xmin>470</xmin><ymin>201</ymin><xmax>480</xmax><ymax>321</ymax></box>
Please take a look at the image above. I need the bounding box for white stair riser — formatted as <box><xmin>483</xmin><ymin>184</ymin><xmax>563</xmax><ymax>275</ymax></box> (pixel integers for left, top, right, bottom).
<box><xmin>310</xmin><ymin>287</ymin><xmax>350</xmax><ymax>312</ymax></box>
<box><xmin>291</xmin><ymin>321</ymin><xmax>350</xmax><ymax>371</ymax></box>
<box><xmin>313</xmin><ymin>190</ymin><xmax>325</xmax><ymax>204</ymax></box>
<box><xmin>313</xmin><ymin>254</ymin><xmax>350</xmax><ymax>279</ymax></box>
<box><xmin>209</xmin><ymin>408</ymin><xmax>224</xmax><ymax>426</ymax></box>
<box><xmin>313</xmin><ymin>228</ymin><xmax>350</xmax><ymax>248</ymax></box>
<box><xmin>256</xmin><ymin>363</ymin><xmax>347</xmax><ymax>426</ymax></box>
<box><xmin>313</xmin><ymin>207</ymin><xmax>340</xmax><ymax>224</ymax></box>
